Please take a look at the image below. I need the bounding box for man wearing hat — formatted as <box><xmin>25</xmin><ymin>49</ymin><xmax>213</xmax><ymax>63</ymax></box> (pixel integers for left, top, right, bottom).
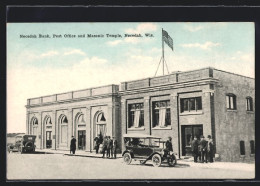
<box><xmin>199</xmin><ymin>135</ymin><xmax>208</xmax><ymax>163</ymax></box>
<box><xmin>111</xmin><ymin>136</ymin><xmax>118</xmax><ymax>159</ymax></box>
<box><xmin>70</xmin><ymin>136</ymin><xmax>77</xmax><ymax>154</ymax></box>
<box><xmin>191</xmin><ymin>136</ymin><xmax>199</xmax><ymax>163</ymax></box>
<box><xmin>207</xmin><ymin>135</ymin><xmax>214</xmax><ymax>163</ymax></box>
<box><xmin>165</xmin><ymin>136</ymin><xmax>173</xmax><ymax>153</ymax></box>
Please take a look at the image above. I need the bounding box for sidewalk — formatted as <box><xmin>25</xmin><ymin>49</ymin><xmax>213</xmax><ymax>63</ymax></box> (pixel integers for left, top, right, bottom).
<box><xmin>36</xmin><ymin>149</ymin><xmax>122</xmax><ymax>158</ymax></box>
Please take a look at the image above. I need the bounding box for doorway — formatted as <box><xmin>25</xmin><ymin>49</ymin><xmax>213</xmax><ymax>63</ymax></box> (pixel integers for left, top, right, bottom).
<box><xmin>181</xmin><ymin>125</ymin><xmax>203</xmax><ymax>156</ymax></box>
<box><xmin>46</xmin><ymin>131</ymin><xmax>52</xmax><ymax>149</ymax></box>
<box><xmin>78</xmin><ymin>130</ymin><xmax>86</xmax><ymax>150</ymax></box>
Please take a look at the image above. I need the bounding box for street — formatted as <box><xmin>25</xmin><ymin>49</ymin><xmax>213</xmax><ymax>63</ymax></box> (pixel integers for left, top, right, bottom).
<box><xmin>7</xmin><ymin>153</ymin><xmax>255</xmax><ymax>180</ymax></box>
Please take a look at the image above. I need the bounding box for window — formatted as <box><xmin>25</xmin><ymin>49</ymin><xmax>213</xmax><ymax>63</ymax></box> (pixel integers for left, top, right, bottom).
<box><xmin>152</xmin><ymin>100</ymin><xmax>171</xmax><ymax>128</ymax></box>
<box><xmin>180</xmin><ymin>97</ymin><xmax>202</xmax><ymax>113</ymax></box>
<box><xmin>246</xmin><ymin>97</ymin><xmax>253</xmax><ymax>111</ymax></box>
<box><xmin>250</xmin><ymin>140</ymin><xmax>255</xmax><ymax>154</ymax></box>
<box><xmin>128</xmin><ymin>103</ymin><xmax>144</xmax><ymax>128</ymax></box>
<box><xmin>240</xmin><ymin>141</ymin><xmax>245</xmax><ymax>155</ymax></box>
<box><xmin>226</xmin><ymin>94</ymin><xmax>237</xmax><ymax>110</ymax></box>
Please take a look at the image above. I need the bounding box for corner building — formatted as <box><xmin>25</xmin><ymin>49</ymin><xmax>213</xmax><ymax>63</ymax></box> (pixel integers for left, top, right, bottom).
<box><xmin>26</xmin><ymin>67</ymin><xmax>255</xmax><ymax>162</ymax></box>
<box><xmin>119</xmin><ymin>67</ymin><xmax>254</xmax><ymax>162</ymax></box>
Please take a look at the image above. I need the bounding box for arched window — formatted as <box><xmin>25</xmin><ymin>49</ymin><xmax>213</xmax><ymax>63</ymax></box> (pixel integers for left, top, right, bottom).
<box><xmin>32</xmin><ymin>117</ymin><xmax>38</xmax><ymax>125</ymax></box>
<box><xmin>45</xmin><ymin>116</ymin><xmax>52</xmax><ymax>125</ymax></box>
<box><xmin>246</xmin><ymin>97</ymin><xmax>253</xmax><ymax>111</ymax></box>
<box><xmin>96</xmin><ymin>112</ymin><xmax>106</xmax><ymax>138</ymax></box>
<box><xmin>77</xmin><ymin>114</ymin><xmax>85</xmax><ymax>125</ymax></box>
<box><xmin>31</xmin><ymin>117</ymin><xmax>38</xmax><ymax>136</ymax></box>
<box><xmin>226</xmin><ymin>94</ymin><xmax>237</xmax><ymax>110</ymax></box>
<box><xmin>60</xmin><ymin>115</ymin><xmax>68</xmax><ymax>144</ymax></box>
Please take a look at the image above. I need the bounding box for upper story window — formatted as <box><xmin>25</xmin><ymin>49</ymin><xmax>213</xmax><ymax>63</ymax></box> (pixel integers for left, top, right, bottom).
<box><xmin>128</xmin><ymin>103</ymin><xmax>144</xmax><ymax>128</ymax></box>
<box><xmin>152</xmin><ymin>100</ymin><xmax>171</xmax><ymax>128</ymax></box>
<box><xmin>246</xmin><ymin>97</ymin><xmax>253</xmax><ymax>111</ymax></box>
<box><xmin>226</xmin><ymin>94</ymin><xmax>237</xmax><ymax>110</ymax></box>
<box><xmin>180</xmin><ymin>97</ymin><xmax>202</xmax><ymax>113</ymax></box>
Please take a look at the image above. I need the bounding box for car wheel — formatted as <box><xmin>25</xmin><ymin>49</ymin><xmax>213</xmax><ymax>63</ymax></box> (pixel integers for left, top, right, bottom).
<box><xmin>123</xmin><ymin>153</ymin><xmax>132</xmax><ymax>165</ymax></box>
<box><xmin>167</xmin><ymin>155</ymin><xmax>177</xmax><ymax>167</ymax></box>
<box><xmin>152</xmin><ymin>154</ymin><xmax>161</xmax><ymax>167</ymax></box>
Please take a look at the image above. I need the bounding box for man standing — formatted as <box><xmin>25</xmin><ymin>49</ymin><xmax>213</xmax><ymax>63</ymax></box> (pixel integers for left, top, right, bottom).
<box><xmin>106</xmin><ymin>136</ymin><xmax>112</xmax><ymax>158</ymax></box>
<box><xmin>70</xmin><ymin>136</ymin><xmax>76</xmax><ymax>155</ymax></box>
<box><xmin>102</xmin><ymin>136</ymin><xmax>108</xmax><ymax>158</ymax></box>
<box><xmin>165</xmin><ymin>136</ymin><xmax>173</xmax><ymax>154</ymax></box>
<box><xmin>207</xmin><ymin>135</ymin><xmax>214</xmax><ymax>163</ymax></box>
<box><xmin>94</xmin><ymin>135</ymin><xmax>101</xmax><ymax>154</ymax></box>
<box><xmin>111</xmin><ymin>136</ymin><xmax>118</xmax><ymax>159</ymax></box>
<box><xmin>199</xmin><ymin>135</ymin><xmax>208</xmax><ymax>163</ymax></box>
<box><xmin>191</xmin><ymin>136</ymin><xmax>199</xmax><ymax>163</ymax></box>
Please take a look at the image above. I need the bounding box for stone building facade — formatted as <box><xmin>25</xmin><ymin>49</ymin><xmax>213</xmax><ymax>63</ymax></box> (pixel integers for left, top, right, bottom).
<box><xmin>26</xmin><ymin>85</ymin><xmax>121</xmax><ymax>152</ymax></box>
<box><xmin>26</xmin><ymin>67</ymin><xmax>254</xmax><ymax>162</ymax></box>
<box><xmin>119</xmin><ymin>67</ymin><xmax>255</xmax><ymax>162</ymax></box>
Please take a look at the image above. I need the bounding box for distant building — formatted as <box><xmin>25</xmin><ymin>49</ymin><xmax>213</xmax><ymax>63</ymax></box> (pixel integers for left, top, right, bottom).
<box><xmin>26</xmin><ymin>67</ymin><xmax>255</xmax><ymax>162</ymax></box>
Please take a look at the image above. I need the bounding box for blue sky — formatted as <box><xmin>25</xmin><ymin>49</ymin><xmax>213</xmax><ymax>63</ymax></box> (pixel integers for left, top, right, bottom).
<box><xmin>7</xmin><ymin>22</ymin><xmax>254</xmax><ymax>133</ymax></box>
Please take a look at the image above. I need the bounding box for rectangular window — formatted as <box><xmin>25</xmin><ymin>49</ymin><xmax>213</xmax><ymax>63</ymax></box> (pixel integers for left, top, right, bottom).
<box><xmin>246</xmin><ymin>97</ymin><xmax>253</xmax><ymax>111</ymax></box>
<box><xmin>152</xmin><ymin>100</ymin><xmax>171</xmax><ymax>128</ymax></box>
<box><xmin>180</xmin><ymin>97</ymin><xmax>202</xmax><ymax>113</ymax></box>
<box><xmin>128</xmin><ymin>103</ymin><xmax>144</xmax><ymax>128</ymax></box>
<box><xmin>226</xmin><ymin>94</ymin><xmax>237</xmax><ymax>110</ymax></box>
<box><xmin>250</xmin><ymin>140</ymin><xmax>255</xmax><ymax>154</ymax></box>
<box><xmin>240</xmin><ymin>141</ymin><xmax>245</xmax><ymax>155</ymax></box>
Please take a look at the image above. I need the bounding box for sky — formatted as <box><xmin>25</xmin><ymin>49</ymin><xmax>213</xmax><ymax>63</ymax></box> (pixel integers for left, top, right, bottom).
<box><xmin>7</xmin><ymin>22</ymin><xmax>255</xmax><ymax>133</ymax></box>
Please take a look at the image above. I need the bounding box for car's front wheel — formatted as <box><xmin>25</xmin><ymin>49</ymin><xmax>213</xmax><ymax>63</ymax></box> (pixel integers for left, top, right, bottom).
<box><xmin>167</xmin><ymin>154</ymin><xmax>177</xmax><ymax>167</ymax></box>
<box><xmin>123</xmin><ymin>153</ymin><xmax>132</xmax><ymax>165</ymax></box>
<box><xmin>152</xmin><ymin>154</ymin><xmax>161</xmax><ymax>167</ymax></box>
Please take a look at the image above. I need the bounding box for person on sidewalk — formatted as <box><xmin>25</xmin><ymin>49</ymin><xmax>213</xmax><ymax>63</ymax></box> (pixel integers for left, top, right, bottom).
<box><xmin>94</xmin><ymin>135</ymin><xmax>101</xmax><ymax>154</ymax></box>
<box><xmin>164</xmin><ymin>136</ymin><xmax>173</xmax><ymax>157</ymax></box>
<box><xmin>199</xmin><ymin>135</ymin><xmax>208</xmax><ymax>163</ymax></box>
<box><xmin>111</xmin><ymin>136</ymin><xmax>118</xmax><ymax>159</ymax></box>
<box><xmin>191</xmin><ymin>136</ymin><xmax>199</xmax><ymax>163</ymax></box>
<box><xmin>106</xmin><ymin>136</ymin><xmax>112</xmax><ymax>158</ymax></box>
<box><xmin>70</xmin><ymin>136</ymin><xmax>76</xmax><ymax>155</ymax></box>
<box><xmin>102</xmin><ymin>136</ymin><xmax>108</xmax><ymax>158</ymax></box>
<box><xmin>207</xmin><ymin>135</ymin><xmax>215</xmax><ymax>163</ymax></box>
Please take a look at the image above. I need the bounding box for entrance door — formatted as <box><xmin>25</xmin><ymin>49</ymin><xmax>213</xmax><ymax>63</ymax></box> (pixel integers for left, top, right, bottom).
<box><xmin>78</xmin><ymin>130</ymin><xmax>86</xmax><ymax>150</ymax></box>
<box><xmin>181</xmin><ymin>125</ymin><xmax>203</xmax><ymax>156</ymax></box>
<box><xmin>46</xmin><ymin>131</ymin><xmax>52</xmax><ymax>149</ymax></box>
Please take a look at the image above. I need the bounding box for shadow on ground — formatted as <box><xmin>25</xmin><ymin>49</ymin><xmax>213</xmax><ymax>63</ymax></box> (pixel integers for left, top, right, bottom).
<box><xmin>128</xmin><ymin>161</ymin><xmax>190</xmax><ymax>168</ymax></box>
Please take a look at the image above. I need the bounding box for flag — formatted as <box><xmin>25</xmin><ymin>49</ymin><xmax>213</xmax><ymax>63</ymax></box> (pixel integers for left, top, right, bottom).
<box><xmin>162</xmin><ymin>29</ymin><xmax>173</xmax><ymax>51</ymax></box>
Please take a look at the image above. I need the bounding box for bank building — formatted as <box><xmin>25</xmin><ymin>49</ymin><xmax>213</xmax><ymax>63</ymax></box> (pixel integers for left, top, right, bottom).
<box><xmin>26</xmin><ymin>67</ymin><xmax>255</xmax><ymax>162</ymax></box>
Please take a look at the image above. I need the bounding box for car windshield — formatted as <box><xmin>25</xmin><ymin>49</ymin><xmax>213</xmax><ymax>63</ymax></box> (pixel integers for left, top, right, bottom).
<box><xmin>124</xmin><ymin>137</ymin><xmax>161</xmax><ymax>147</ymax></box>
<box><xmin>15</xmin><ymin>136</ymin><xmax>22</xmax><ymax>142</ymax></box>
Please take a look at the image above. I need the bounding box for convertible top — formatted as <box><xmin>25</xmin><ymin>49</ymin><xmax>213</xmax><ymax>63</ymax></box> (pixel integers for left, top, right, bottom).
<box><xmin>123</xmin><ymin>133</ymin><xmax>161</xmax><ymax>139</ymax></box>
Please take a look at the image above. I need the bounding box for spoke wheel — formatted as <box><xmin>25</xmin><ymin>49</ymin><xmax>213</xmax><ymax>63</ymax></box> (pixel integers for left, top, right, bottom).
<box><xmin>167</xmin><ymin>155</ymin><xmax>177</xmax><ymax>167</ymax></box>
<box><xmin>123</xmin><ymin>153</ymin><xmax>132</xmax><ymax>165</ymax></box>
<box><xmin>152</xmin><ymin>154</ymin><xmax>161</xmax><ymax>167</ymax></box>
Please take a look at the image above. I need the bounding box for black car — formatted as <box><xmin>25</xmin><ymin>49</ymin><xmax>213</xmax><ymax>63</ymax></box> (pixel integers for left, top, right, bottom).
<box><xmin>122</xmin><ymin>134</ymin><xmax>177</xmax><ymax>167</ymax></box>
<box><xmin>8</xmin><ymin>134</ymin><xmax>36</xmax><ymax>153</ymax></box>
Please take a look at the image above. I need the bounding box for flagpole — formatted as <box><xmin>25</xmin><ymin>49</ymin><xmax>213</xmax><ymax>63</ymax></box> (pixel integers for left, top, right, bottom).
<box><xmin>162</xmin><ymin>28</ymin><xmax>164</xmax><ymax>75</ymax></box>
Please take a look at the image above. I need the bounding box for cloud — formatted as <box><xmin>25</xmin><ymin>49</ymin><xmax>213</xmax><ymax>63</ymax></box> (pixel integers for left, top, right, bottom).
<box><xmin>125</xmin><ymin>23</ymin><xmax>157</xmax><ymax>34</ymax></box>
<box><xmin>106</xmin><ymin>40</ymin><xmax>123</xmax><ymax>46</ymax></box>
<box><xmin>184</xmin><ymin>25</ymin><xmax>204</xmax><ymax>32</ymax></box>
<box><xmin>64</xmin><ymin>49</ymin><xmax>86</xmax><ymax>56</ymax></box>
<box><xmin>181</xmin><ymin>41</ymin><xmax>221</xmax><ymax>50</ymax></box>
<box><xmin>40</xmin><ymin>50</ymin><xmax>59</xmax><ymax>57</ymax></box>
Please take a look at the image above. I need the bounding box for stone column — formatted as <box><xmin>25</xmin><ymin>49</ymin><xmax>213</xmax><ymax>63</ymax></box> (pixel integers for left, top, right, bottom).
<box><xmin>144</xmin><ymin>96</ymin><xmax>150</xmax><ymax>135</ymax></box>
<box><xmin>52</xmin><ymin>110</ymin><xmax>56</xmax><ymax>150</ymax></box>
<box><xmin>85</xmin><ymin>106</ymin><xmax>91</xmax><ymax>152</ymax></box>
<box><xmin>40</xmin><ymin>112</ymin><xmax>43</xmax><ymax>149</ymax></box>
<box><xmin>121</xmin><ymin>99</ymin><xmax>126</xmax><ymax>151</ymax></box>
<box><xmin>68</xmin><ymin>108</ymin><xmax>73</xmax><ymax>149</ymax></box>
<box><xmin>26</xmin><ymin>111</ymin><xmax>29</xmax><ymax>134</ymax></box>
<box><xmin>171</xmin><ymin>93</ymin><xmax>179</xmax><ymax>157</ymax></box>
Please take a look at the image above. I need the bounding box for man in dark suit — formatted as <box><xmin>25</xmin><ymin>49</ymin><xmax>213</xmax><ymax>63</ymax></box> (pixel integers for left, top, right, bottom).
<box><xmin>102</xmin><ymin>136</ymin><xmax>108</xmax><ymax>158</ymax></box>
<box><xmin>164</xmin><ymin>136</ymin><xmax>173</xmax><ymax>157</ymax></box>
<box><xmin>207</xmin><ymin>135</ymin><xmax>215</xmax><ymax>163</ymax></box>
<box><xmin>111</xmin><ymin>136</ymin><xmax>118</xmax><ymax>159</ymax></box>
<box><xmin>106</xmin><ymin>136</ymin><xmax>112</xmax><ymax>158</ymax></box>
<box><xmin>199</xmin><ymin>135</ymin><xmax>208</xmax><ymax>163</ymax></box>
<box><xmin>191</xmin><ymin>136</ymin><xmax>199</xmax><ymax>163</ymax></box>
<box><xmin>70</xmin><ymin>136</ymin><xmax>76</xmax><ymax>154</ymax></box>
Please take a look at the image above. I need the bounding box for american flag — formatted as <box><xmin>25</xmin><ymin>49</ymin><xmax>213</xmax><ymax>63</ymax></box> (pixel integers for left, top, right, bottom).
<box><xmin>162</xmin><ymin>29</ymin><xmax>173</xmax><ymax>51</ymax></box>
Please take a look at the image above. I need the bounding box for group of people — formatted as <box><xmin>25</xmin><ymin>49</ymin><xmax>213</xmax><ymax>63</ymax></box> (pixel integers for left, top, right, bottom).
<box><xmin>191</xmin><ymin>135</ymin><xmax>215</xmax><ymax>163</ymax></box>
<box><xmin>94</xmin><ymin>135</ymin><xmax>118</xmax><ymax>159</ymax></box>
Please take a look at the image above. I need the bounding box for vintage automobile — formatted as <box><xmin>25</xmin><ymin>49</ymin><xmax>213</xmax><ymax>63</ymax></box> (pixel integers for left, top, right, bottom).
<box><xmin>8</xmin><ymin>134</ymin><xmax>36</xmax><ymax>153</ymax></box>
<box><xmin>122</xmin><ymin>133</ymin><xmax>177</xmax><ymax>167</ymax></box>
